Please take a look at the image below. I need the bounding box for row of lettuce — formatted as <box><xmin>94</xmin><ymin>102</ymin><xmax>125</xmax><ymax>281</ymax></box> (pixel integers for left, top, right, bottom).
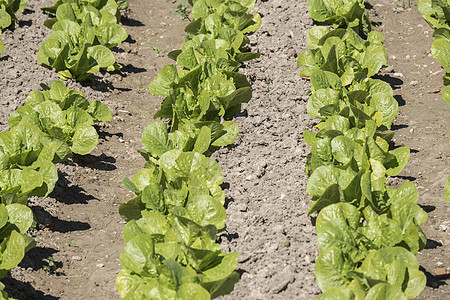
<box><xmin>0</xmin><ymin>81</ymin><xmax>111</xmax><ymax>298</ymax></box>
<box><xmin>0</xmin><ymin>0</ymin><xmax>131</xmax><ymax>297</ymax></box>
<box><xmin>114</xmin><ymin>0</ymin><xmax>261</xmax><ymax>298</ymax></box>
<box><xmin>298</xmin><ymin>0</ymin><xmax>428</xmax><ymax>298</ymax></box>
<box><xmin>418</xmin><ymin>0</ymin><xmax>450</xmax><ymax>203</ymax></box>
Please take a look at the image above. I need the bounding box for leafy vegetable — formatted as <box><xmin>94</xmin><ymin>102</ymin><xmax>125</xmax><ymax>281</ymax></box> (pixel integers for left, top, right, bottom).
<box><xmin>38</xmin><ymin>0</ymin><xmax>128</xmax><ymax>80</ymax></box>
<box><xmin>8</xmin><ymin>80</ymin><xmax>111</xmax><ymax>155</ymax></box>
<box><xmin>117</xmin><ymin>0</ymin><xmax>261</xmax><ymax>298</ymax></box>
<box><xmin>307</xmin><ymin>0</ymin><xmax>372</xmax><ymax>34</ymax></box>
<box><xmin>0</xmin><ymin>203</ymin><xmax>35</xmax><ymax>284</ymax></box>
<box><xmin>301</xmin><ymin>1</ymin><xmax>428</xmax><ymax>299</ymax></box>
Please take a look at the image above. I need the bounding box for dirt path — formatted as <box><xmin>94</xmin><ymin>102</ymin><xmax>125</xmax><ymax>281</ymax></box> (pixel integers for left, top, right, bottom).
<box><xmin>217</xmin><ymin>0</ymin><xmax>320</xmax><ymax>298</ymax></box>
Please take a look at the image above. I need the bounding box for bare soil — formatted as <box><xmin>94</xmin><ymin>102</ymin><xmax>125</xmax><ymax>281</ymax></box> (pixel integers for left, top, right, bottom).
<box><xmin>0</xmin><ymin>0</ymin><xmax>448</xmax><ymax>299</ymax></box>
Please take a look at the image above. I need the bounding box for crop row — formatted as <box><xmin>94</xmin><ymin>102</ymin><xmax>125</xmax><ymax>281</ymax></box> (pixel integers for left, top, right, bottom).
<box><xmin>298</xmin><ymin>0</ymin><xmax>428</xmax><ymax>298</ymax></box>
<box><xmin>0</xmin><ymin>81</ymin><xmax>111</xmax><ymax>298</ymax></box>
<box><xmin>114</xmin><ymin>0</ymin><xmax>261</xmax><ymax>298</ymax></box>
<box><xmin>418</xmin><ymin>0</ymin><xmax>450</xmax><ymax>204</ymax></box>
<box><xmin>0</xmin><ymin>0</ymin><xmax>134</xmax><ymax>297</ymax></box>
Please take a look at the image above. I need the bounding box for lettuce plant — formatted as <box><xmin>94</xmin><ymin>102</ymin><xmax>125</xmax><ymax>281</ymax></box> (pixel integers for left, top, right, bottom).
<box><xmin>0</xmin><ymin>203</ymin><xmax>35</xmax><ymax>275</ymax></box>
<box><xmin>8</xmin><ymin>80</ymin><xmax>111</xmax><ymax>156</ymax></box>
<box><xmin>0</xmin><ymin>0</ymin><xmax>28</xmax><ymax>30</ymax></box>
<box><xmin>307</xmin><ymin>0</ymin><xmax>372</xmax><ymax>34</ymax></box>
<box><xmin>298</xmin><ymin>26</ymin><xmax>387</xmax><ymax>78</ymax></box>
<box><xmin>0</xmin><ymin>79</ymin><xmax>112</xmax><ymax>295</ymax></box>
<box><xmin>186</xmin><ymin>0</ymin><xmax>261</xmax><ymax>38</ymax></box>
<box><xmin>117</xmin><ymin>211</ymin><xmax>238</xmax><ymax>299</ymax></box>
<box><xmin>38</xmin><ymin>1</ymin><xmax>127</xmax><ymax>80</ymax></box>
<box><xmin>0</xmin><ymin>124</ymin><xmax>61</xmax><ymax>204</ymax></box>
<box><xmin>150</xmin><ymin>64</ymin><xmax>252</xmax><ymax>127</ymax></box>
<box><xmin>42</xmin><ymin>0</ymin><xmax>129</xmax><ymax>18</ymax></box>
<box><xmin>418</xmin><ymin>0</ymin><xmax>450</xmax><ymax>31</ymax></box>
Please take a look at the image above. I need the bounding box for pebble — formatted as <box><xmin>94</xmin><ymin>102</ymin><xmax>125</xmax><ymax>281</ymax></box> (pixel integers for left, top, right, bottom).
<box><xmin>439</xmin><ymin>224</ymin><xmax>448</xmax><ymax>231</ymax></box>
<box><xmin>434</xmin><ymin>267</ymin><xmax>447</xmax><ymax>276</ymax></box>
<box><xmin>237</xmin><ymin>203</ymin><xmax>248</xmax><ymax>212</ymax></box>
<box><xmin>393</xmin><ymin>72</ymin><xmax>404</xmax><ymax>77</ymax></box>
<box><xmin>72</xmin><ymin>256</ymin><xmax>82</xmax><ymax>261</ymax></box>
<box><xmin>384</xmin><ymin>65</ymin><xmax>394</xmax><ymax>73</ymax></box>
<box><xmin>96</xmin><ymin>263</ymin><xmax>105</xmax><ymax>268</ymax></box>
<box><xmin>271</xmin><ymin>274</ymin><xmax>295</xmax><ymax>293</ymax></box>
<box><xmin>410</xmin><ymin>80</ymin><xmax>419</xmax><ymax>86</ymax></box>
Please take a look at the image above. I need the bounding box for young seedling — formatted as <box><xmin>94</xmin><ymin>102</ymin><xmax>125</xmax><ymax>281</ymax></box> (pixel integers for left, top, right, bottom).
<box><xmin>174</xmin><ymin>2</ymin><xmax>191</xmax><ymax>23</ymax></box>
<box><xmin>42</xmin><ymin>256</ymin><xmax>57</xmax><ymax>273</ymax></box>
<box><xmin>152</xmin><ymin>46</ymin><xmax>161</xmax><ymax>53</ymax></box>
<box><xmin>265</xmin><ymin>77</ymin><xmax>273</xmax><ymax>91</ymax></box>
<box><xmin>136</xmin><ymin>87</ymin><xmax>146</xmax><ymax>94</ymax></box>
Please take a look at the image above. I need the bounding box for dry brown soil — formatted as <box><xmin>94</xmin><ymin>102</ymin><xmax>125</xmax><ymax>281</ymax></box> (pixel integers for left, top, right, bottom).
<box><xmin>0</xmin><ymin>0</ymin><xmax>448</xmax><ymax>299</ymax></box>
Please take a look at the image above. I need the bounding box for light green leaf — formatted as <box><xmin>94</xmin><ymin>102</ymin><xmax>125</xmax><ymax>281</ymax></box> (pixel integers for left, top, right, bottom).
<box><xmin>142</xmin><ymin>122</ymin><xmax>169</xmax><ymax>159</ymax></box>
<box><xmin>6</xmin><ymin>204</ymin><xmax>33</xmax><ymax>234</ymax></box>
<box><xmin>315</xmin><ymin>246</ymin><xmax>354</xmax><ymax>292</ymax></box>
<box><xmin>0</xmin><ymin>230</ymin><xmax>26</xmax><ymax>270</ymax></box>
<box><xmin>87</xmin><ymin>100</ymin><xmax>112</xmax><ymax>122</ymax></box>
<box><xmin>365</xmin><ymin>283</ymin><xmax>407</xmax><ymax>300</ymax></box>
<box><xmin>186</xmin><ymin>195</ymin><xmax>226</xmax><ymax>229</ymax></box>
<box><xmin>149</xmin><ymin>65</ymin><xmax>178</xmax><ymax>97</ymax></box>
<box><xmin>71</xmin><ymin>124</ymin><xmax>98</xmax><ymax>155</ymax></box>
<box><xmin>88</xmin><ymin>45</ymin><xmax>115</xmax><ymax>68</ymax></box>
<box><xmin>432</xmin><ymin>38</ymin><xmax>450</xmax><ymax>72</ymax></box>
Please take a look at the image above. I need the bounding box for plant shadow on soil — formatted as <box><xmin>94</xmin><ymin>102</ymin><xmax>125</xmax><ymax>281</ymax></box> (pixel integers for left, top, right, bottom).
<box><xmin>18</xmin><ymin>247</ymin><xmax>62</xmax><ymax>272</ymax></box>
<box><xmin>373</xmin><ymin>74</ymin><xmax>404</xmax><ymax>90</ymax></box>
<box><xmin>120</xmin><ymin>63</ymin><xmax>147</xmax><ymax>75</ymax></box>
<box><xmin>121</xmin><ymin>16</ymin><xmax>145</xmax><ymax>27</ymax></box>
<box><xmin>2</xmin><ymin>277</ymin><xmax>59</xmax><ymax>300</ymax></box>
<box><xmin>419</xmin><ymin>204</ymin><xmax>436</xmax><ymax>213</ymax></box>
<box><xmin>78</xmin><ymin>76</ymin><xmax>132</xmax><ymax>93</ymax></box>
<box><xmin>32</xmin><ymin>206</ymin><xmax>91</xmax><ymax>233</ymax></box>
<box><xmin>49</xmin><ymin>171</ymin><xmax>95</xmax><ymax>204</ymax></box>
<box><xmin>420</xmin><ymin>267</ymin><xmax>450</xmax><ymax>289</ymax></box>
<box><xmin>72</xmin><ymin>152</ymin><xmax>117</xmax><ymax>171</ymax></box>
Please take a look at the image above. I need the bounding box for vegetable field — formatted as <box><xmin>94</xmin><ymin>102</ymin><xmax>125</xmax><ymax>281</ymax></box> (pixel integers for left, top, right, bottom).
<box><xmin>0</xmin><ymin>0</ymin><xmax>448</xmax><ymax>299</ymax></box>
